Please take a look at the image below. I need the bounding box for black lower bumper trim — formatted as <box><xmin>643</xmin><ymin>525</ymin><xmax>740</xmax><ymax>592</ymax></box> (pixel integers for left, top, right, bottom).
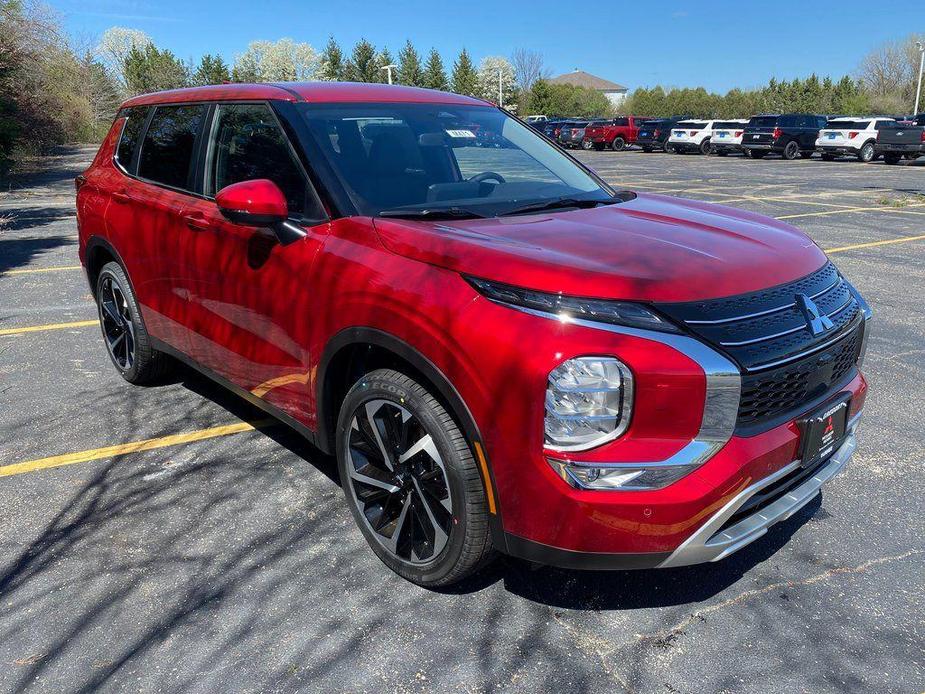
<box><xmin>503</xmin><ymin>533</ymin><xmax>669</xmax><ymax>570</ymax></box>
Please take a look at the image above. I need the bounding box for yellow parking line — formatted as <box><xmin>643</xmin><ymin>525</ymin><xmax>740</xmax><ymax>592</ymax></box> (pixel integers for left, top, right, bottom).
<box><xmin>776</xmin><ymin>204</ymin><xmax>925</xmax><ymax>220</ymax></box>
<box><xmin>0</xmin><ymin>420</ymin><xmax>272</xmax><ymax>478</ymax></box>
<box><xmin>0</xmin><ymin>319</ymin><xmax>97</xmax><ymax>336</ymax></box>
<box><xmin>3</xmin><ymin>265</ymin><xmax>82</xmax><ymax>276</ymax></box>
<box><xmin>825</xmin><ymin>234</ymin><xmax>925</xmax><ymax>254</ymax></box>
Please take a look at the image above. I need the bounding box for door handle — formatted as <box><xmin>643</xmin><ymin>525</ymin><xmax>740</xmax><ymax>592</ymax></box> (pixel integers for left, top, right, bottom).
<box><xmin>112</xmin><ymin>190</ymin><xmax>132</xmax><ymax>204</ymax></box>
<box><xmin>181</xmin><ymin>212</ymin><xmax>209</xmax><ymax>231</ymax></box>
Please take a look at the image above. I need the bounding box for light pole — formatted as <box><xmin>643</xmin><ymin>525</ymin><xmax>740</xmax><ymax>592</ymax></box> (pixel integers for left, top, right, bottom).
<box><xmin>914</xmin><ymin>41</ymin><xmax>925</xmax><ymax>116</ymax></box>
<box><xmin>381</xmin><ymin>64</ymin><xmax>398</xmax><ymax>85</ymax></box>
<box><xmin>498</xmin><ymin>68</ymin><xmax>503</xmax><ymax>108</ymax></box>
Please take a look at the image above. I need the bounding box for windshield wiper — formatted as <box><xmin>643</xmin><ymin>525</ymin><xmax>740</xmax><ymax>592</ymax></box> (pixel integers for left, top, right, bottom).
<box><xmin>500</xmin><ymin>197</ymin><xmax>618</xmax><ymax>217</ymax></box>
<box><xmin>378</xmin><ymin>207</ymin><xmax>487</xmax><ymax>220</ymax></box>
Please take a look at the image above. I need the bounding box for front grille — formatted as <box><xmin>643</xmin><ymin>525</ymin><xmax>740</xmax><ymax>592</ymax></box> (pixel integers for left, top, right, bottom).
<box><xmin>657</xmin><ymin>263</ymin><xmax>864</xmax><ymax>431</ymax></box>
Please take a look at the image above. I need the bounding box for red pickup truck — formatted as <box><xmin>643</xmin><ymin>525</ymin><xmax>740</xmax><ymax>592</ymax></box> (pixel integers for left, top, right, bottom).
<box><xmin>583</xmin><ymin>116</ymin><xmax>651</xmax><ymax>151</ymax></box>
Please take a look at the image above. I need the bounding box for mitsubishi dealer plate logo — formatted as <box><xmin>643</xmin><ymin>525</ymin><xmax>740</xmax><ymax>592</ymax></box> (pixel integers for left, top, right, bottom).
<box><xmin>796</xmin><ymin>294</ymin><xmax>834</xmax><ymax>336</ymax></box>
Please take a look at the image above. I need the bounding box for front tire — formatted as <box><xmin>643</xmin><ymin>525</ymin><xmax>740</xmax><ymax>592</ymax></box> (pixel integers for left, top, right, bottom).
<box><xmin>95</xmin><ymin>261</ymin><xmax>173</xmax><ymax>385</ymax></box>
<box><xmin>336</xmin><ymin>368</ymin><xmax>493</xmax><ymax>587</ymax></box>
<box><xmin>581</xmin><ymin>139</ymin><xmax>593</xmax><ymax>150</ymax></box>
<box><xmin>884</xmin><ymin>152</ymin><xmax>902</xmax><ymax>165</ymax></box>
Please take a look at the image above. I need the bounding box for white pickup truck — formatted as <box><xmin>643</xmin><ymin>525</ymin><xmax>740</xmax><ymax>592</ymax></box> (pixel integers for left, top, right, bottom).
<box><xmin>667</xmin><ymin>120</ymin><xmax>715</xmax><ymax>154</ymax></box>
<box><xmin>815</xmin><ymin>118</ymin><xmax>896</xmax><ymax>162</ymax></box>
<box><xmin>710</xmin><ymin>119</ymin><xmax>750</xmax><ymax>156</ymax></box>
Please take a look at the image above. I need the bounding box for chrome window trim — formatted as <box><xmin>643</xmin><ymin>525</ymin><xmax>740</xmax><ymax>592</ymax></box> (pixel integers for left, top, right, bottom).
<box><xmin>510</xmin><ymin>305</ymin><xmax>742</xmax><ymax>470</ymax></box>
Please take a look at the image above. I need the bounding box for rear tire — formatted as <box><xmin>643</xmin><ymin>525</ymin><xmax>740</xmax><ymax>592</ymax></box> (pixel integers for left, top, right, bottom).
<box><xmin>700</xmin><ymin>138</ymin><xmax>712</xmax><ymax>155</ymax></box>
<box><xmin>884</xmin><ymin>152</ymin><xmax>902</xmax><ymax>165</ymax></box>
<box><xmin>663</xmin><ymin>142</ymin><xmax>674</xmax><ymax>153</ymax></box>
<box><xmin>782</xmin><ymin>140</ymin><xmax>800</xmax><ymax>160</ymax></box>
<box><xmin>799</xmin><ymin>151</ymin><xmax>813</xmax><ymax>159</ymax></box>
<box><xmin>95</xmin><ymin>261</ymin><xmax>173</xmax><ymax>385</ymax></box>
<box><xmin>642</xmin><ymin>146</ymin><xmax>652</xmax><ymax>153</ymax></box>
<box><xmin>716</xmin><ymin>150</ymin><xmax>728</xmax><ymax>156</ymax></box>
<box><xmin>336</xmin><ymin>368</ymin><xmax>494</xmax><ymax>587</ymax></box>
<box><xmin>581</xmin><ymin>139</ymin><xmax>593</xmax><ymax>150</ymax></box>
<box><xmin>821</xmin><ymin>153</ymin><xmax>836</xmax><ymax>161</ymax></box>
<box><xmin>750</xmin><ymin>150</ymin><xmax>766</xmax><ymax>159</ymax></box>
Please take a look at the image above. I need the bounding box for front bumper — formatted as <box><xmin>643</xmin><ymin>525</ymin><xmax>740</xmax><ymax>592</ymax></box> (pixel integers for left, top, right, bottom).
<box><xmin>659</xmin><ymin>417</ymin><xmax>858</xmax><ymax>567</ymax></box>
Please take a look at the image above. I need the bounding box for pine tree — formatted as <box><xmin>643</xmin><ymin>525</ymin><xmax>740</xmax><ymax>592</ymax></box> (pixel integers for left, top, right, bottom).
<box><xmin>318</xmin><ymin>36</ymin><xmax>345</xmax><ymax>81</ymax></box>
<box><xmin>451</xmin><ymin>48</ymin><xmax>478</xmax><ymax>97</ymax></box>
<box><xmin>344</xmin><ymin>39</ymin><xmax>378</xmax><ymax>82</ymax></box>
<box><xmin>422</xmin><ymin>48</ymin><xmax>448</xmax><ymax>91</ymax></box>
<box><xmin>192</xmin><ymin>54</ymin><xmax>230</xmax><ymax>86</ymax></box>
<box><xmin>397</xmin><ymin>40</ymin><xmax>424</xmax><ymax>87</ymax></box>
<box><xmin>124</xmin><ymin>44</ymin><xmax>189</xmax><ymax>95</ymax></box>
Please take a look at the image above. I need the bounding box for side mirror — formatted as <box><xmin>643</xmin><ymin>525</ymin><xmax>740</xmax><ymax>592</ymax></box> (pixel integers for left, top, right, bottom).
<box><xmin>216</xmin><ymin>179</ymin><xmax>288</xmax><ymax>226</ymax></box>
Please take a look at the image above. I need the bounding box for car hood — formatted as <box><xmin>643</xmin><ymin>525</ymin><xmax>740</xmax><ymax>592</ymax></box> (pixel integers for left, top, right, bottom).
<box><xmin>371</xmin><ymin>193</ymin><xmax>828</xmax><ymax>303</ymax></box>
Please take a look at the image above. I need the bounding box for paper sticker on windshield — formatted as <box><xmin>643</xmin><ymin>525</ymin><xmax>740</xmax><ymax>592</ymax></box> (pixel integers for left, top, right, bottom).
<box><xmin>446</xmin><ymin>129</ymin><xmax>476</xmax><ymax>138</ymax></box>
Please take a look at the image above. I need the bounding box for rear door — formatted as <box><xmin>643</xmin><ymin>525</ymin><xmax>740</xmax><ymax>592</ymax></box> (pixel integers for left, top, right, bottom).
<box><xmin>180</xmin><ymin>101</ymin><xmax>329</xmax><ymax>423</ymax></box>
<box><xmin>114</xmin><ymin>103</ymin><xmax>209</xmax><ymax>351</ymax></box>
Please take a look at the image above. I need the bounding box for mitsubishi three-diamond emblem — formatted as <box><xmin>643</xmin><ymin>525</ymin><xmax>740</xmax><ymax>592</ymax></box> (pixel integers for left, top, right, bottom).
<box><xmin>795</xmin><ymin>294</ymin><xmax>834</xmax><ymax>336</ymax></box>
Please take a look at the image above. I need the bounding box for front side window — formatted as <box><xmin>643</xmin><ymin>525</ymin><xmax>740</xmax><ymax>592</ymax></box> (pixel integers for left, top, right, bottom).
<box><xmin>206</xmin><ymin>103</ymin><xmax>318</xmax><ymax>218</ymax></box>
<box><xmin>299</xmin><ymin>102</ymin><xmax>612</xmax><ymax>216</ymax></box>
<box><xmin>138</xmin><ymin>104</ymin><xmax>207</xmax><ymax>190</ymax></box>
<box><xmin>115</xmin><ymin>107</ymin><xmax>149</xmax><ymax>174</ymax></box>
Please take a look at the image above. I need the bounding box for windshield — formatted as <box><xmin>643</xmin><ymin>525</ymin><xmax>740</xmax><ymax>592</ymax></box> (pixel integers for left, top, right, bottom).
<box><xmin>299</xmin><ymin>103</ymin><xmax>612</xmax><ymax>216</ymax></box>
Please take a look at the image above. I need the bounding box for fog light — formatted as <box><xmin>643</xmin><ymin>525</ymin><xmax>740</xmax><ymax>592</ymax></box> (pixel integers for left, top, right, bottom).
<box><xmin>547</xmin><ymin>458</ymin><xmax>697</xmax><ymax>491</ymax></box>
<box><xmin>544</xmin><ymin>357</ymin><xmax>633</xmax><ymax>450</ymax></box>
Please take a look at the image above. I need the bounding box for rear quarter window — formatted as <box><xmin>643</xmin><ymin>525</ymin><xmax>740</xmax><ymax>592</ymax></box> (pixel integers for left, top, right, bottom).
<box><xmin>115</xmin><ymin>107</ymin><xmax>149</xmax><ymax>174</ymax></box>
<box><xmin>138</xmin><ymin>104</ymin><xmax>208</xmax><ymax>191</ymax></box>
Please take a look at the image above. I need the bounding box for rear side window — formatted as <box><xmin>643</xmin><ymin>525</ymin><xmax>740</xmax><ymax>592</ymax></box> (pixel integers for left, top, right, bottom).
<box><xmin>613</xmin><ymin>117</ymin><xmax>629</xmax><ymax>126</ymax></box>
<box><xmin>115</xmin><ymin>107</ymin><xmax>149</xmax><ymax>174</ymax></box>
<box><xmin>748</xmin><ymin>116</ymin><xmax>778</xmax><ymax>128</ymax></box>
<box><xmin>138</xmin><ymin>104</ymin><xmax>208</xmax><ymax>190</ymax></box>
<box><xmin>206</xmin><ymin>103</ymin><xmax>319</xmax><ymax>218</ymax></box>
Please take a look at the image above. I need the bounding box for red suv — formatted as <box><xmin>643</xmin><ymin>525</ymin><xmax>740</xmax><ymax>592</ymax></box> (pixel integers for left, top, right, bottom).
<box><xmin>76</xmin><ymin>83</ymin><xmax>871</xmax><ymax>587</ymax></box>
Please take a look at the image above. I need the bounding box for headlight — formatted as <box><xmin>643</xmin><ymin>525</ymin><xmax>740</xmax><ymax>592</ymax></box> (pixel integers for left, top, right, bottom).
<box><xmin>465</xmin><ymin>277</ymin><xmax>681</xmax><ymax>333</ymax></box>
<box><xmin>545</xmin><ymin>357</ymin><xmax>633</xmax><ymax>450</ymax></box>
<box><xmin>546</xmin><ymin>459</ymin><xmax>697</xmax><ymax>491</ymax></box>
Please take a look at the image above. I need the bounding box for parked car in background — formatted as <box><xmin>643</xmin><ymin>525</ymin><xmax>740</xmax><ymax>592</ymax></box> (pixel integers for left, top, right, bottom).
<box><xmin>526</xmin><ymin>115</ymin><xmax>548</xmax><ymax>123</ymax></box>
<box><xmin>667</xmin><ymin>119</ymin><xmax>716</xmax><ymax>154</ymax></box>
<box><xmin>583</xmin><ymin>116</ymin><xmax>650</xmax><ymax>151</ymax></box>
<box><xmin>815</xmin><ymin>118</ymin><xmax>896</xmax><ymax>162</ymax></box>
<box><xmin>636</xmin><ymin>118</ymin><xmax>682</xmax><ymax>152</ymax></box>
<box><xmin>874</xmin><ymin>114</ymin><xmax>925</xmax><ymax>164</ymax></box>
<box><xmin>543</xmin><ymin>119</ymin><xmax>568</xmax><ymax>141</ymax></box>
<box><xmin>741</xmin><ymin>114</ymin><xmax>828</xmax><ymax>159</ymax></box>
<box><xmin>710</xmin><ymin>120</ymin><xmax>750</xmax><ymax>155</ymax></box>
<box><xmin>558</xmin><ymin>120</ymin><xmax>592</xmax><ymax>149</ymax></box>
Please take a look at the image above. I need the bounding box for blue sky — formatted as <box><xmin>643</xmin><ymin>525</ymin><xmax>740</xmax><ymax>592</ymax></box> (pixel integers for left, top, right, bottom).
<box><xmin>52</xmin><ymin>0</ymin><xmax>924</xmax><ymax>92</ymax></box>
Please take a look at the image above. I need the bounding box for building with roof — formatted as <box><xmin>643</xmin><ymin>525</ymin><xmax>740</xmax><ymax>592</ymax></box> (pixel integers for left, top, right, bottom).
<box><xmin>548</xmin><ymin>70</ymin><xmax>628</xmax><ymax>108</ymax></box>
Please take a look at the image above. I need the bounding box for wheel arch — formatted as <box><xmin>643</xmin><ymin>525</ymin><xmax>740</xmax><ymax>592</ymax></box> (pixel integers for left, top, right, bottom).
<box><xmin>316</xmin><ymin>327</ymin><xmax>504</xmax><ymax>538</ymax></box>
<box><xmin>84</xmin><ymin>236</ymin><xmax>129</xmax><ymax>299</ymax></box>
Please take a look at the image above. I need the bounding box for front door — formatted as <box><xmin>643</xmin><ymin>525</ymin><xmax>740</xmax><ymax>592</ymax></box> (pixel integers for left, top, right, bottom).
<box><xmin>182</xmin><ymin>102</ymin><xmax>329</xmax><ymax>425</ymax></box>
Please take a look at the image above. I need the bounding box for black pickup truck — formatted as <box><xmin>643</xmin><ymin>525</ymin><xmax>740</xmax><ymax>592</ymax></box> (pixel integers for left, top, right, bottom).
<box><xmin>875</xmin><ymin>114</ymin><xmax>925</xmax><ymax>164</ymax></box>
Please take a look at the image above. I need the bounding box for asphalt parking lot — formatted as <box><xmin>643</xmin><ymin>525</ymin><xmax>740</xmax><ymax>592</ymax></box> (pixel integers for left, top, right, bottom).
<box><xmin>1</xmin><ymin>145</ymin><xmax>923</xmax><ymax>693</ymax></box>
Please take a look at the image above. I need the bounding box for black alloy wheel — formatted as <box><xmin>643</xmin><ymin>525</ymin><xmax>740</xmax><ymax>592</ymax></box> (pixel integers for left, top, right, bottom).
<box><xmin>95</xmin><ymin>261</ymin><xmax>173</xmax><ymax>384</ymax></box>
<box><xmin>337</xmin><ymin>369</ymin><xmax>493</xmax><ymax>586</ymax></box>
<box><xmin>783</xmin><ymin>140</ymin><xmax>800</xmax><ymax>160</ymax></box>
<box><xmin>99</xmin><ymin>274</ymin><xmax>135</xmax><ymax>371</ymax></box>
<box><xmin>344</xmin><ymin>398</ymin><xmax>454</xmax><ymax>565</ymax></box>
<box><xmin>611</xmin><ymin>136</ymin><xmax>626</xmax><ymax>151</ymax></box>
